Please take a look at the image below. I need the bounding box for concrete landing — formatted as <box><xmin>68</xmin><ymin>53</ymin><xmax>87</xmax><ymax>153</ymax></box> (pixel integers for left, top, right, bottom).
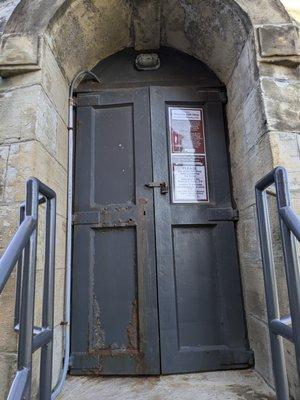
<box><xmin>59</xmin><ymin>370</ymin><xmax>275</xmax><ymax>400</ymax></box>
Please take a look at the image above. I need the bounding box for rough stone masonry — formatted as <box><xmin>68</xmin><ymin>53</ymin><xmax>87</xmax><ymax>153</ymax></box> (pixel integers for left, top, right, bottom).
<box><xmin>0</xmin><ymin>0</ymin><xmax>299</xmax><ymax>399</ymax></box>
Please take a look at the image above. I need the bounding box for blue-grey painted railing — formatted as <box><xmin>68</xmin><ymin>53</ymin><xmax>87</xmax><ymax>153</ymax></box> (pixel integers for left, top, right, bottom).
<box><xmin>256</xmin><ymin>166</ymin><xmax>300</xmax><ymax>400</ymax></box>
<box><xmin>0</xmin><ymin>178</ymin><xmax>56</xmax><ymax>400</ymax></box>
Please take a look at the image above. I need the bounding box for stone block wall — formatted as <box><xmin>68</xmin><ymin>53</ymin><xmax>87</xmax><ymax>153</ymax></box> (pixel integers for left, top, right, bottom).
<box><xmin>226</xmin><ymin>25</ymin><xmax>300</xmax><ymax>398</ymax></box>
<box><xmin>225</xmin><ymin>31</ymin><xmax>275</xmax><ymax>390</ymax></box>
<box><xmin>0</xmin><ymin>36</ymin><xmax>69</xmax><ymax>398</ymax></box>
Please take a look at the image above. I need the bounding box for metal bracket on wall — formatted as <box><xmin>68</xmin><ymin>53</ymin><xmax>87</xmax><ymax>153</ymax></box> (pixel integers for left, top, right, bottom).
<box><xmin>208</xmin><ymin>207</ymin><xmax>239</xmax><ymax>221</ymax></box>
<box><xmin>219</xmin><ymin>89</ymin><xmax>228</xmax><ymax>104</ymax></box>
<box><xmin>196</xmin><ymin>88</ymin><xmax>227</xmax><ymax>104</ymax></box>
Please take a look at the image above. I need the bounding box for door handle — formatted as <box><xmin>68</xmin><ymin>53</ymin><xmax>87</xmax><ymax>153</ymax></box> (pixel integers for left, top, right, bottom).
<box><xmin>145</xmin><ymin>181</ymin><xmax>169</xmax><ymax>195</ymax></box>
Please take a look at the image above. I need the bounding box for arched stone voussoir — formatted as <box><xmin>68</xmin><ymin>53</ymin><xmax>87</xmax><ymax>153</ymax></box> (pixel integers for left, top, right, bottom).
<box><xmin>0</xmin><ymin>0</ymin><xmax>296</xmax><ymax>81</ymax></box>
<box><xmin>2</xmin><ymin>0</ymin><xmax>292</xmax><ymax>36</ymax></box>
<box><xmin>45</xmin><ymin>0</ymin><xmax>297</xmax><ymax>82</ymax></box>
<box><xmin>3</xmin><ymin>0</ymin><xmax>66</xmax><ymax>34</ymax></box>
<box><xmin>0</xmin><ymin>0</ymin><xmax>66</xmax><ymax>76</ymax></box>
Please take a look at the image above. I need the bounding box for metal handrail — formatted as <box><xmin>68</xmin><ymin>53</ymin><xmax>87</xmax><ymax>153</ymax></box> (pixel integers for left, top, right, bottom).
<box><xmin>0</xmin><ymin>217</ymin><xmax>36</xmax><ymax>293</ymax></box>
<box><xmin>0</xmin><ymin>178</ymin><xmax>56</xmax><ymax>400</ymax></box>
<box><xmin>256</xmin><ymin>166</ymin><xmax>300</xmax><ymax>400</ymax></box>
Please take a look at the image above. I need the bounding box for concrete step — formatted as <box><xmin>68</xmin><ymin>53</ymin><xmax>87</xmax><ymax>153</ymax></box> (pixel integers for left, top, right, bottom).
<box><xmin>59</xmin><ymin>370</ymin><xmax>275</xmax><ymax>400</ymax></box>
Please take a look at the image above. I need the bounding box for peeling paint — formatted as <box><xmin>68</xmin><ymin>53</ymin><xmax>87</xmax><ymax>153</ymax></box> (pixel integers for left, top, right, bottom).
<box><xmin>126</xmin><ymin>298</ymin><xmax>138</xmax><ymax>350</ymax></box>
<box><xmin>90</xmin><ymin>294</ymin><xmax>106</xmax><ymax>352</ymax></box>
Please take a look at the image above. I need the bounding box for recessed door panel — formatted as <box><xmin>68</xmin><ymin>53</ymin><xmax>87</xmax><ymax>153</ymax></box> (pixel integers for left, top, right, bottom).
<box><xmin>173</xmin><ymin>225</ymin><xmax>221</xmax><ymax>348</ymax></box>
<box><xmin>93</xmin><ymin>105</ymin><xmax>135</xmax><ymax>205</ymax></box>
<box><xmin>90</xmin><ymin>227</ymin><xmax>138</xmax><ymax>354</ymax></box>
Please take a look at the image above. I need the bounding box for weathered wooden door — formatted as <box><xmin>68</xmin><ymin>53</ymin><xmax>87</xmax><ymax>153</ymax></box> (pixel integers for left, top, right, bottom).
<box><xmin>71</xmin><ymin>84</ymin><xmax>251</xmax><ymax>375</ymax></box>
<box><xmin>150</xmin><ymin>87</ymin><xmax>251</xmax><ymax>373</ymax></box>
<box><xmin>71</xmin><ymin>88</ymin><xmax>160</xmax><ymax>374</ymax></box>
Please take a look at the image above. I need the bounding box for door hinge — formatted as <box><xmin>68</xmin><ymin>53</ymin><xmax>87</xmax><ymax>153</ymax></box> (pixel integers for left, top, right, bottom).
<box><xmin>68</xmin><ymin>355</ymin><xmax>74</xmax><ymax>367</ymax></box>
<box><xmin>208</xmin><ymin>207</ymin><xmax>239</xmax><ymax>221</ymax></box>
<box><xmin>232</xmin><ymin>209</ymin><xmax>239</xmax><ymax>221</ymax></box>
<box><xmin>219</xmin><ymin>89</ymin><xmax>228</xmax><ymax>104</ymax></box>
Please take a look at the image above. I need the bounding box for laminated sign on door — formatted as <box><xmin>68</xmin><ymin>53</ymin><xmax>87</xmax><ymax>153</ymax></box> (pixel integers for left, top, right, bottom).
<box><xmin>168</xmin><ymin>106</ymin><xmax>209</xmax><ymax>203</ymax></box>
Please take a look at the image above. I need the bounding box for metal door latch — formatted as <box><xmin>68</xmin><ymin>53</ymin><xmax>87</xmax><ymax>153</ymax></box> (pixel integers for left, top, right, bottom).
<box><xmin>145</xmin><ymin>181</ymin><xmax>169</xmax><ymax>195</ymax></box>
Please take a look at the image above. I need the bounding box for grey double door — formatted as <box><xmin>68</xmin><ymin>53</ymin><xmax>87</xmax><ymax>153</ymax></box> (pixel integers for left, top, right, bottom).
<box><xmin>71</xmin><ymin>86</ymin><xmax>251</xmax><ymax>375</ymax></box>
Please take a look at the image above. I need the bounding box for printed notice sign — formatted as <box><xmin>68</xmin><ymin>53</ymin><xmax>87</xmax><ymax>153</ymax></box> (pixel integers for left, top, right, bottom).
<box><xmin>170</xmin><ymin>108</ymin><xmax>205</xmax><ymax>154</ymax></box>
<box><xmin>168</xmin><ymin>107</ymin><xmax>209</xmax><ymax>203</ymax></box>
<box><xmin>173</xmin><ymin>163</ymin><xmax>207</xmax><ymax>202</ymax></box>
<box><xmin>171</xmin><ymin>109</ymin><xmax>201</xmax><ymax>121</ymax></box>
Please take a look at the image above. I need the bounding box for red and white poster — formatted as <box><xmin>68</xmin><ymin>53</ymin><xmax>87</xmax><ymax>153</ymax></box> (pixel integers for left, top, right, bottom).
<box><xmin>168</xmin><ymin>107</ymin><xmax>209</xmax><ymax>203</ymax></box>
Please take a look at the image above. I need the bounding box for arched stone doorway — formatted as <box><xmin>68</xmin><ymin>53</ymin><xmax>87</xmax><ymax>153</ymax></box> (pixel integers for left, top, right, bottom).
<box><xmin>0</xmin><ymin>0</ymin><xmax>299</xmax><ymax>397</ymax></box>
<box><xmin>71</xmin><ymin>47</ymin><xmax>251</xmax><ymax>375</ymax></box>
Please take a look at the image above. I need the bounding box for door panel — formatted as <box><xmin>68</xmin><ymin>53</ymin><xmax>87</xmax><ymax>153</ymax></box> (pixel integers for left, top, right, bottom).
<box><xmin>93</xmin><ymin>105</ymin><xmax>135</xmax><ymax>205</ymax></box>
<box><xmin>71</xmin><ymin>88</ymin><xmax>160</xmax><ymax>375</ymax></box>
<box><xmin>91</xmin><ymin>227</ymin><xmax>137</xmax><ymax>353</ymax></box>
<box><xmin>150</xmin><ymin>86</ymin><xmax>251</xmax><ymax>374</ymax></box>
<box><xmin>173</xmin><ymin>224</ymin><xmax>221</xmax><ymax>348</ymax></box>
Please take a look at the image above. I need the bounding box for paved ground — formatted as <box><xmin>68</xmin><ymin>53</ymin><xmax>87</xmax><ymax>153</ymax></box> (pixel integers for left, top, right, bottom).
<box><xmin>59</xmin><ymin>370</ymin><xmax>275</xmax><ymax>400</ymax></box>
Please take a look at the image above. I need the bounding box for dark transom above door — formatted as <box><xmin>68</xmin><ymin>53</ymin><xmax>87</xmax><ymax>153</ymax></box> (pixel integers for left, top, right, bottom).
<box><xmin>70</xmin><ymin>48</ymin><xmax>252</xmax><ymax>375</ymax></box>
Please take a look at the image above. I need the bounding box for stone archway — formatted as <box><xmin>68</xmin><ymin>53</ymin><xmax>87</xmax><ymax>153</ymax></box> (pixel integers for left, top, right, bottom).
<box><xmin>0</xmin><ymin>0</ymin><xmax>299</xmax><ymax>398</ymax></box>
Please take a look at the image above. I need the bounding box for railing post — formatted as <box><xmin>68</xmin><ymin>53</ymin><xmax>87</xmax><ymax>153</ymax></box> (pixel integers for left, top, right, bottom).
<box><xmin>275</xmin><ymin>168</ymin><xmax>300</xmax><ymax>375</ymax></box>
<box><xmin>39</xmin><ymin>195</ymin><xmax>56</xmax><ymax>400</ymax></box>
<box><xmin>14</xmin><ymin>205</ymin><xmax>25</xmax><ymax>328</ymax></box>
<box><xmin>17</xmin><ymin>178</ymin><xmax>39</xmax><ymax>398</ymax></box>
<box><xmin>255</xmin><ymin>184</ymin><xmax>289</xmax><ymax>400</ymax></box>
<box><xmin>1</xmin><ymin>178</ymin><xmax>57</xmax><ymax>400</ymax></box>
